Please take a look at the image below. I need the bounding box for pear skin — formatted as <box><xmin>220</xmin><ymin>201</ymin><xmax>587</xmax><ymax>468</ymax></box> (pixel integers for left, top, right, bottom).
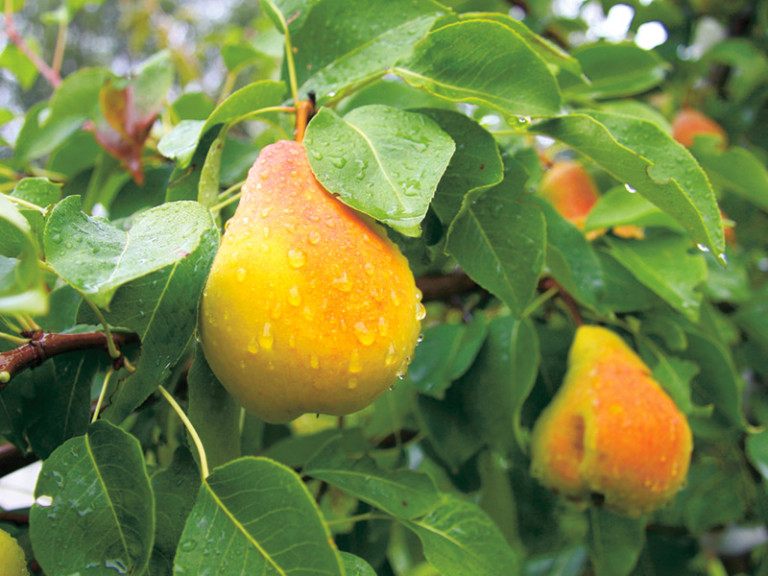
<box><xmin>0</xmin><ymin>529</ymin><xmax>29</xmax><ymax>576</ymax></box>
<box><xmin>672</xmin><ymin>109</ymin><xmax>727</xmax><ymax>149</ymax></box>
<box><xmin>199</xmin><ymin>140</ymin><xmax>423</xmax><ymax>423</ymax></box>
<box><xmin>530</xmin><ymin>326</ymin><xmax>692</xmax><ymax>517</ymax></box>
<box><xmin>540</xmin><ymin>161</ymin><xmax>600</xmax><ymax>229</ymax></box>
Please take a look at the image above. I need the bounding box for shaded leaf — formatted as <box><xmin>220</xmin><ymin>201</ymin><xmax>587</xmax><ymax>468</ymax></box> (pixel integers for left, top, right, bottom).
<box><xmin>29</xmin><ymin>420</ymin><xmax>154</xmax><ymax>576</ymax></box>
<box><xmin>409</xmin><ymin>315</ymin><xmax>488</xmax><ymax>399</ymax></box>
<box><xmin>586</xmin><ymin>509</ymin><xmax>646</xmax><ymax>576</ymax></box>
<box><xmin>173</xmin><ymin>457</ymin><xmax>344</xmax><ymax>575</ymax></box>
<box><xmin>584</xmin><ymin>186</ymin><xmax>685</xmax><ymax>234</ymax></box>
<box><xmin>446</xmin><ymin>188</ymin><xmax>546</xmax><ymax>317</ymax></box>
<box><xmin>305</xmin><ymin>435</ymin><xmax>440</xmax><ymax>519</ymax></box>
<box><xmin>340</xmin><ymin>552</ymin><xmax>377</xmax><ymax>576</ymax></box>
<box><xmin>305</xmin><ymin>105</ymin><xmax>455</xmax><ymax>236</ymax></box>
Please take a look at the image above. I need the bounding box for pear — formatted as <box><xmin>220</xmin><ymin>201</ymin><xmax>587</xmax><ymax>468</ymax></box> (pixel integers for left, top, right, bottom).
<box><xmin>539</xmin><ymin>161</ymin><xmax>600</xmax><ymax>229</ymax></box>
<box><xmin>530</xmin><ymin>325</ymin><xmax>692</xmax><ymax>517</ymax></box>
<box><xmin>0</xmin><ymin>528</ymin><xmax>29</xmax><ymax>576</ymax></box>
<box><xmin>672</xmin><ymin>108</ymin><xmax>727</xmax><ymax>149</ymax></box>
<box><xmin>199</xmin><ymin>140</ymin><xmax>424</xmax><ymax>424</ymax></box>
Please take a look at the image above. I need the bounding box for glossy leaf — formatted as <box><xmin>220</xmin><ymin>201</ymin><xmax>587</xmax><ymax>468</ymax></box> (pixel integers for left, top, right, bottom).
<box><xmin>0</xmin><ymin>196</ymin><xmax>48</xmax><ymax>315</ymax></box>
<box><xmin>289</xmin><ymin>0</ymin><xmax>446</xmax><ymax>103</ymax></box>
<box><xmin>446</xmin><ymin>188</ymin><xmax>546</xmax><ymax>317</ymax></box>
<box><xmin>584</xmin><ymin>186</ymin><xmax>685</xmax><ymax>233</ymax></box>
<box><xmin>394</xmin><ymin>20</ymin><xmax>562</xmax><ymax>116</ymax></box>
<box><xmin>568</xmin><ymin>42</ymin><xmax>669</xmax><ymax>99</ymax></box>
<box><xmin>173</xmin><ymin>457</ymin><xmax>344</xmax><ymax>575</ymax></box>
<box><xmin>305</xmin><ymin>105</ymin><xmax>455</xmax><ymax>236</ymax></box>
<box><xmin>403</xmin><ymin>494</ymin><xmax>520</xmax><ymax>576</ymax></box>
<box><xmin>29</xmin><ymin>420</ymin><xmax>154</xmax><ymax>576</ymax></box>
<box><xmin>305</xmin><ymin>436</ymin><xmax>439</xmax><ymax>519</ymax></box>
<box><xmin>158</xmin><ymin>80</ymin><xmax>286</xmax><ymax>167</ymax></box>
<box><xmin>603</xmin><ymin>234</ymin><xmax>707</xmax><ymax>322</ymax></box>
<box><xmin>340</xmin><ymin>552</ymin><xmax>377</xmax><ymax>576</ymax></box>
<box><xmin>44</xmin><ymin>196</ymin><xmax>217</xmax><ymax>309</ymax></box>
<box><xmin>533</xmin><ymin>112</ymin><xmax>725</xmax><ymax>257</ymax></box>
<box><xmin>0</xmin><ymin>39</ymin><xmax>40</xmax><ymax>90</ymax></box>
<box><xmin>408</xmin><ymin>315</ymin><xmax>488</xmax><ymax>399</ymax></box>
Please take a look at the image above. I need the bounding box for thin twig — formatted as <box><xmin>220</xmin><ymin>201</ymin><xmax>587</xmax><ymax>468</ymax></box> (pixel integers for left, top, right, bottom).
<box><xmin>3</xmin><ymin>0</ymin><xmax>61</xmax><ymax>88</ymax></box>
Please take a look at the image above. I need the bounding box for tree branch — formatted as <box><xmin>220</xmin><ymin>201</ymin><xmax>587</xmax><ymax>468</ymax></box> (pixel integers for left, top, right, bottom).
<box><xmin>0</xmin><ymin>330</ymin><xmax>140</xmax><ymax>390</ymax></box>
<box><xmin>3</xmin><ymin>1</ymin><xmax>62</xmax><ymax>88</ymax></box>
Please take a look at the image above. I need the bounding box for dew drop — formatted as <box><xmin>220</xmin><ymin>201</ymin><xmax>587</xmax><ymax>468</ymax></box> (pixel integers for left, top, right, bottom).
<box><xmin>288</xmin><ymin>249</ymin><xmax>306</xmax><ymax>268</ymax></box>
<box><xmin>288</xmin><ymin>285</ymin><xmax>302</xmax><ymax>306</ymax></box>
<box><xmin>271</xmin><ymin>302</ymin><xmax>283</xmax><ymax>319</ymax></box>
<box><xmin>391</xmin><ymin>290</ymin><xmax>400</xmax><ymax>306</ymax></box>
<box><xmin>331</xmin><ymin>156</ymin><xmax>347</xmax><ymax>169</ymax></box>
<box><xmin>260</xmin><ymin>169</ymin><xmax>270</xmax><ymax>180</ymax></box>
<box><xmin>354</xmin><ymin>322</ymin><xmax>376</xmax><ymax>346</ymax></box>
<box><xmin>378</xmin><ymin>317</ymin><xmax>389</xmax><ymax>337</ymax></box>
<box><xmin>624</xmin><ymin>183</ymin><xmax>637</xmax><ymax>194</ymax></box>
<box><xmin>311</xmin><ymin>150</ymin><xmax>323</xmax><ymax>160</ymax></box>
<box><xmin>236</xmin><ymin>268</ymin><xmax>247</xmax><ymax>282</ymax></box>
<box><xmin>262</xmin><ymin>226</ymin><xmax>269</xmax><ymax>238</ymax></box>
<box><xmin>247</xmin><ymin>338</ymin><xmax>260</xmax><ymax>355</ymax></box>
<box><xmin>308</xmin><ymin>230</ymin><xmax>321</xmax><ymax>245</ymax></box>
<box><xmin>718</xmin><ymin>252</ymin><xmax>728</xmax><ymax>265</ymax></box>
<box><xmin>347</xmin><ymin>378</ymin><xmax>359</xmax><ymax>390</ymax></box>
<box><xmin>415</xmin><ymin>302</ymin><xmax>427</xmax><ymax>321</ymax></box>
<box><xmin>51</xmin><ymin>233</ymin><xmax>62</xmax><ymax>244</ymax></box>
<box><xmin>259</xmin><ymin>323</ymin><xmax>274</xmax><ymax>351</ymax></box>
<box><xmin>385</xmin><ymin>344</ymin><xmax>397</xmax><ymax>366</ymax></box>
<box><xmin>417</xmin><ymin>332</ymin><xmax>424</xmax><ymax>343</ymax></box>
<box><xmin>396</xmin><ymin>358</ymin><xmax>409</xmax><ymax>380</ymax></box>
<box><xmin>332</xmin><ymin>271</ymin><xmax>353</xmax><ymax>292</ymax></box>
<box><xmin>180</xmin><ymin>540</ymin><xmax>197</xmax><ymax>552</ymax></box>
<box><xmin>310</xmin><ymin>353</ymin><xmax>319</xmax><ymax>369</ymax></box>
<box><xmin>364</xmin><ymin>262</ymin><xmax>375</xmax><ymax>275</ymax></box>
<box><xmin>261</xmin><ymin>206</ymin><xmax>273</xmax><ymax>218</ymax></box>
<box><xmin>65</xmin><ymin>242</ymin><xmax>73</xmax><ymax>249</ymax></box>
<box><xmin>349</xmin><ymin>349</ymin><xmax>363</xmax><ymax>374</ymax></box>
<box><xmin>36</xmin><ymin>495</ymin><xmax>53</xmax><ymax>507</ymax></box>
<box><xmin>696</xmin><ymin>243</ymin><xmax>710</xmax><ymax>252</ymax></box>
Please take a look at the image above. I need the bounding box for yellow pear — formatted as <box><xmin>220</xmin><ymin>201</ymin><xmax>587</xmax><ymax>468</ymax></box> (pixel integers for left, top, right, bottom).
<box><xmin>199</xmin><ymin>140</ymin><xmax>424</xmax><ymax>423</ymax></box>
<box><xmin>0</xmin><ymin>528</ymin><xmax>29</xmax><ymax>576</ymax></box>
<box><xmin>530</xmin><ymin>325</ymin><xmax>692</xmax><ymax>517</ymax></box>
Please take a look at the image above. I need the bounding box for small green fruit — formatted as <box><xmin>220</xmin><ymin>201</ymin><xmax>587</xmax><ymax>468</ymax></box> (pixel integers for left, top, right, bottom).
<box><xmin>0</xmin><ymin>528</ymin><xmax>29</xmax><ymax>576</ymax></box>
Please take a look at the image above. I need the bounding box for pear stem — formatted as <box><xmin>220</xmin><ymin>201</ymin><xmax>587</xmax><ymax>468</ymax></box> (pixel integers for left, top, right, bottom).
<box><xmin>538</xmin><ymin>278</ymin><xmax>583</xmax><ymax>327</ymax></box>
<box><xmin>294</xmin><ymin>98</ymin><xmax>315</xmax><ymax>142</ymax></box>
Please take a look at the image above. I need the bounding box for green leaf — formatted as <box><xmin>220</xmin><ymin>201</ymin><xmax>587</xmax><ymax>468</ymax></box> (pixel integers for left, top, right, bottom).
<box><xmin>586</xmin><ymin>509</ymin><xmax>646</xmax><ymax>576</ymax></box>
<box><xmin>533</xmin><ymin>112</ymin><xmax>725</xmax><ymax>257</ymax></box>
<box><xmin>29</xmin><ymin>420</ymin><xmax>154</xmax><ymax>576</ymax></box>
<box><xmin>529</xmin><ymin>196</ymin><xmax>604</xmax><ymax>308</ymax></box>
<box><xmin>637</xmin><ymin>339</ymin><xmax>703</xmax><ymax>417</ymax></box>
<box><xmin>12</xmin><ymin>101</ymin><xmax>86</xmax><ymax>166</ymax></box>
<box><xmin>305</xmin><ymin>105</ymin><xmax>455</xmax><ymax>236</ymax></box>
<box><xmin>44</xmin><ymin>196</ymin><xmax>217</xmax><ymax>309</ymax></box>
<box><xmin>290</xmin><ymin>0</ymin><xmax>446</xmax><ymax>103</ymax></box>
<box><xmin>463</xmin><ymin>315</ymin><xmax>539</xmax><ymax>453</ymax></box>
<box><xmin>0</xmin><ymin>196</ymin><xmax>48</xmax><ymax>315</ymax></box>
<box><xmin>47</xmin><ymin>66</ymin><xmax>112</xmax><ymax>125</ymax></box>
<box><xmin>149</xmin><ymin>448</ymin><xmax>200</xmax><ymax>576</ymax></box>
<box><xmin>258</xmin><ymin>0</ymin><xmax>313</xmax><ymax>33</ymax></box>
<box><xmin>187</xmin><ymin>346</ymin><xmax>241</xmax><ymax>472</ymax></box>
<box><xmin>446</xmin><ymin>189</ymin><xmax>546</xmax><ymax>317</ymax></box>
<box><xmin>158</xmin><ymin>80</ymin><xmax>286</xmax><ymax>167</ymax></box>
<box><xmin>403</xmin><ymin>494</ymin><xmax>520</xmax><ymax>576</ymax></box>
<box><xmin>595</xmin><ymin>250</ymin><xmax>660</xmax><ymax>314</ymax></box>
<box><xmin>415</xmin><ymin>108</ymin><xmax>504</xmax><ymax>225</ymax></box>
<box><xmin>584</xmin><ymin>186</ymin><xmax>685</xmax><ymax>233</ymax></box>
<box><xmin>394</xmin><ymin>19</ymin><xmax>562</xmax><ymax>116</ymax></box>
<box><xmin>408</xmin><ymin>315</ymin><xmax>488</xmax><ymax>399</ymax></box>
<box><xmin>679</xmin><ymin>328</ymin><xmax>746</xmax><ymax>430</ymax></box>
<box><xmin>304</xmin><ymin>436</ymin><xmax>440</xmax><ymax>519</ymax></box>
<box><xmin>746</xmin><ymin>429</ymin><xmax>768</xmax><ymax>481</ymax></box>
<box><xmin>11</xmin><ymin>177</ymin><xmax>62</xmax><ymax>208</ymax></box>
<box><xmin>568</xmin><ymin>42</ymin><xmax>669</xmax><ymax>99</ymax></box>
<box><xmin>340</xmin><ymin>552</ymin><xmax>377</xmax><ymax>576</ymax></box>
<box><xmin>173</xmin><ymin>457</ymin><xmax>345</xmax><ymax>575</ymax></box>
<box><xmin>0</xmin><ymin>39</ymin><xmax>41</xmax><ymax>90</ymax></box>
<box><xmin>132</xmin><ymin>50</ymin><xmax>175</xmax><ymax>120</ymax></box>
<box><xmin>603</xmin><ymin>234</ymin><xmax>707</xmax><ymax>322</ymax></box>
<box><xmin>691</xmin><ymin>140</ymin><xmax>768</xmax><ymax>211</ymax></box>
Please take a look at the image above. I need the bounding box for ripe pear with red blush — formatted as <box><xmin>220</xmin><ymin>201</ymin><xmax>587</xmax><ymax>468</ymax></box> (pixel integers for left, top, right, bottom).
<box><xmin>530</xmin><ymin>326</ymin><xmax>693</xmax><ymax>517</ymax></box>
<box><xmin>199</xmin><ymin>140</ymin><xmax>424</xmax><ymax>424</ymax></box>
<box><xmin>539</xmin><ymin>160</ymin><xmax>599</xmax><ymax>229</ymax></box>
<box><xmin>672</xmin><ymin>108</ymin><xmax>727</xmax><ymax>149</ymax></box>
